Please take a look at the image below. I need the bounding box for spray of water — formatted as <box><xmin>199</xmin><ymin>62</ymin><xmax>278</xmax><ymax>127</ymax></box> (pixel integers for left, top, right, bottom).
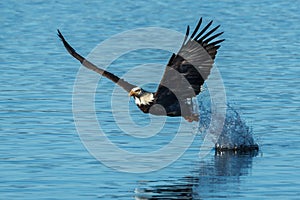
<box><xmin>198</xmin><ymin>86</ymin><xmax>259</xmax><ymax>152</ymax></box>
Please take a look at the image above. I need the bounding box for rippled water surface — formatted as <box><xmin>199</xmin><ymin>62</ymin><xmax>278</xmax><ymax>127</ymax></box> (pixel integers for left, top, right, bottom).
<box><xmin>1</xmin><ymin>0</ymin><xmax>299</xmax><ymax>199</ymax></box>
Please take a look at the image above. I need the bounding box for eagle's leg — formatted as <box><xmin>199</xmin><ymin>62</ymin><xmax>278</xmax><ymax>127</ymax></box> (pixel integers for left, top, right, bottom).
<box><xmin>183</xmin><ymin>98</ymin><xmax>199</xmax><ymax>122</ymax></box>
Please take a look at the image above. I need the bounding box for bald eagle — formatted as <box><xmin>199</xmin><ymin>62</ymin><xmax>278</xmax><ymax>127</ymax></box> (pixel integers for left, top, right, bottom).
<box><xmin>58</xmin><ymin>18</ymin><xmax>224</xmax><ymax>122</ymax></box>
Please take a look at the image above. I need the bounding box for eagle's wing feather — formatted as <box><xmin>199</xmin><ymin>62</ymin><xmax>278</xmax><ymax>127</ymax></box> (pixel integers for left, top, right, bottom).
<box><xmin>153</xmin><ymin>18</ymin><xmax>224</xmax><ymax>117</ymax></box>
<box><xmin>57</xmin><ymin>30</ymin><xmax>137</xmax><ymax>92</ymax></box>
<box><xmin>155</xmin><ymin>18</ymin><xmax>224</xmax><ymax>101</ymax></box>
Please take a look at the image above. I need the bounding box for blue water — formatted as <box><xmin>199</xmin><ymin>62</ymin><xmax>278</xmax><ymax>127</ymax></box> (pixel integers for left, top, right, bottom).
<box><xmin>1</xmin><ymin>0</ymin><xmax>300</xmax><ymax>199</ymax></box>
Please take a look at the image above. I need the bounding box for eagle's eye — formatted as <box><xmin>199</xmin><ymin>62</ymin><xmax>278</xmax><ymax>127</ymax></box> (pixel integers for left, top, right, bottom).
<box><xmin>132</xmin><ymin>87</ymin><xmax>142</xmax><ymax>93</ymax></box>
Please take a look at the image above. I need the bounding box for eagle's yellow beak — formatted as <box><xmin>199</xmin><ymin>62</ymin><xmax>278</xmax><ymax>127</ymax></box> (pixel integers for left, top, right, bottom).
<box><xmin>129</xmin><ymin>90</ymin><xmax>136</xmax><ymax>96</ymax></box>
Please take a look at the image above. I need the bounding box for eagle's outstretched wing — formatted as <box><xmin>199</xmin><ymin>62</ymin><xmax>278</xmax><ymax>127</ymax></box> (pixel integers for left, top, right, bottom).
<box><xmin>57</xmin><ymin>30</ymin><xmax>137</xmax><ymax>92</ymax></box>
<box><xmin>153</xmin><ymin>18</ymin><xmax>224</xmax><ymax>116</ymax></box>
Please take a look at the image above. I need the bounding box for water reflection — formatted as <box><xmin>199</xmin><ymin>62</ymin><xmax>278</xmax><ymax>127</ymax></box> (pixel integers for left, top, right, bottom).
<box><xmin>135</xmin><ymin>150</ymin><xmax>258</xmax><ymax>199</ymax></box>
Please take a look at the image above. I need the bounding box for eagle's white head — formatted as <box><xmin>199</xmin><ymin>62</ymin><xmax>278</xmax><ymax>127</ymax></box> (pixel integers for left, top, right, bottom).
<box><xmin>129</xmin><ymin>87</ymin><xmax>154</xmax><ymax>106</ymax></box>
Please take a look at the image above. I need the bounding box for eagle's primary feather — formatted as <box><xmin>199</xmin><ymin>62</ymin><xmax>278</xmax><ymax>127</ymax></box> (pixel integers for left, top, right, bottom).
<box><xmin>58</xmin><ymin>17</ymin><xmax>224</xmax><ymax>122</ymax></box>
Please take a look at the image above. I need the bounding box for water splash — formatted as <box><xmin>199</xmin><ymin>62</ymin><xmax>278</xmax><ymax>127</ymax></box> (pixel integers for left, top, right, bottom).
<box><xmin>198</xmin><ymin>87</ymin><xmax>259</xmax><ymax>152</ymax></box>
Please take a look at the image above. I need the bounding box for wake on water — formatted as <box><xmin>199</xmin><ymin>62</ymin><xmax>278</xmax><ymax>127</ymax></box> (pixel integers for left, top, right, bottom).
<box><xmin>196</xmin><ymin>87</ymin><xmax>259</xmax><ymax>152</ymax></box>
